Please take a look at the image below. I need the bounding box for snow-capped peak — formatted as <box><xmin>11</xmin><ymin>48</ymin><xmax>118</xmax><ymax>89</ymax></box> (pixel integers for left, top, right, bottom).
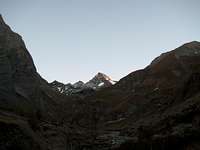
<box><xmin>95</xmin><ymin>72</ymin><xmax>112</xmax><ymax>81</ymax></box>
<box><xmin>50</xmin><ymin>72</ymin><xmax>117</xmax><ymax>95</ymax></box>
<box><xmin>84</xmin><ymin>72</ymin><xmax>116</xmax><ymax>89</ymax></box>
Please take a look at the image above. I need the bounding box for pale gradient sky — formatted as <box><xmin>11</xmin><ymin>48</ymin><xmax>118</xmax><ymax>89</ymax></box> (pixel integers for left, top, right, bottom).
<box><xmin>0</xmin><ymin>0</ymin><xmax>200</xmax><ymax>83</ymax></box>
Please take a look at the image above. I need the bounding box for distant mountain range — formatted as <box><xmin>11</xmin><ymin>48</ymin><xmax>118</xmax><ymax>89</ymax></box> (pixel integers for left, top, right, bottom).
<box><xmin>0</xmin><ymin>14</ymin><xmax>200</xmax><ymax>150</ymax></box>
<box><xmin>50</xmin><ymin>72</ymin><xmax>117</xmax><ymax>95</ymax></box>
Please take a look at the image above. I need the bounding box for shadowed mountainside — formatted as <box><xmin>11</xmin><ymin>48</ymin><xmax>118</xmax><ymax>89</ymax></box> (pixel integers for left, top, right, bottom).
<box><xmin>0</xmin><ymin>15</ymin><xmax>200</xmax><ymax>150</ymax></box>
<box><xmin>0</xmin><ymin>15</ymin><xmax>74</xmax><ymax>150</ymax></box>
<box><xmin>88</xmin><ymin>41</ymin><xmax>200</xmax><ymax>149</ymax></box>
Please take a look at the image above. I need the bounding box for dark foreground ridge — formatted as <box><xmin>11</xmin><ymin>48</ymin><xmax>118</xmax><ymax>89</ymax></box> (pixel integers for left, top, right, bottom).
<box><xmin>0</xmin><ymin>15</ymin><xmax>200</xmax><ymax>150</ymax></box>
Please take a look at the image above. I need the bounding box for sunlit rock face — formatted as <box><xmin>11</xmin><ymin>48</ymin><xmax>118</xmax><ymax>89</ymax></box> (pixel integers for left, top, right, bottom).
<box><xmin>84</xmin><ymin>72</ymin><xmax>116</xmax><ymax>89</ymax></box>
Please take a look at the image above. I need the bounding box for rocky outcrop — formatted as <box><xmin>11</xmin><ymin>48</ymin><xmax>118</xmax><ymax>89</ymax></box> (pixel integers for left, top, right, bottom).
<box><xmin>84</xmin><ymin>72</ymin><xmax>116</xmax><ymax>89</ymax></box>
<box><xmin>0</xmin><ymin>15</ymin><xmax>69</xmax><ymax>150</ymax></box>
<box><xmin>0</xmin><ymin>15</ymin><xmax>35</xmax><ymax>92</ymax></box>
<box><xmin>0</xmin><ymin>14</ymin><xmax>65</xmax><ymax>117</ymax></box>
<box><xmin>0</xmin><ymin>14</ymin><xmax>40</xmax><ymax>113</ymax></box>
<box><xmin>117</xmin><ymin>41</ymin><xmax>200</xmax><ymax>91</ymax></box>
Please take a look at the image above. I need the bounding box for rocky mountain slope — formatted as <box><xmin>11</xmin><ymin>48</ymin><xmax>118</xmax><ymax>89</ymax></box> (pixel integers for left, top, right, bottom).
<box><xmin>0</xmin><ymin>14</ymin><xmax>200</xmax><ymax>150</ymax></box>
<box><xmin>50</xmin><ymin>72</ymin><xmax>116</xmax><ymax>95</ymax></box>
<box><xmin>90</xmin><ymin>41</ymin><xmax>200</xmax><ymax>149</ymax></box>
<box><xmin>0</xmin><ymin>15</ymin><xmax>74</xmax><ymax>150</ymax></box>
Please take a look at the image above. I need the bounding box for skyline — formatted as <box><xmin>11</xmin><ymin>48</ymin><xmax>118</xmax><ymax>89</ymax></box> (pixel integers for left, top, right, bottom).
<box><xmin>0</xmin><ymin>0</ymin><xmax>200</xmax><ymax>83</ymax></box>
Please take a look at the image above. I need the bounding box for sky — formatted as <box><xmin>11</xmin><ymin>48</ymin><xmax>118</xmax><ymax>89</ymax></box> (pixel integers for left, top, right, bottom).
<box><xmin>0</xmin><ymin>0</ymin><xmax>200</xmax><ymax>83</ymax></box>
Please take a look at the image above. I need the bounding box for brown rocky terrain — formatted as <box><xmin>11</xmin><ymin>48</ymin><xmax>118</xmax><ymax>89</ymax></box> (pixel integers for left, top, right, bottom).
<box><xmin>89</xmin><ymin>41</ymin><xmax>200</xmax><ymax>149</ymax></box>
<box><xmin>0</xmin><ymin>14</ymin><xmax>200</xmax><ymax>150</ymax></box>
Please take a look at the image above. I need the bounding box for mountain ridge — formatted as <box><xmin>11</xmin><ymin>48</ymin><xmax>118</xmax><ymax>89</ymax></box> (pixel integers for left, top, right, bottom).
<box><xmin>0</xmin><ymin>14</ymin><xmax>200</xmax><ymax>150</ymax></box>
<box><xmin>50</xmin><ymin>72</ymin><xmax>117</xmax><ymax>95</ymax></box>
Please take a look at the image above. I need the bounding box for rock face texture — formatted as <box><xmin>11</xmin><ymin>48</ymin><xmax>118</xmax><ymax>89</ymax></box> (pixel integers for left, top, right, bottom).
<box><xmin>0</xmin><ymin>14</ymin><xmax>62</xmax><ymax>117</ymax></box>
<box><xmin>1</xmin><ymin>14</ymin><xmax>200</xmax><ymax>150</ymax></box>
<box><xmin>84</xmin><ymin>72</ymin><xmax>115</xmax><ymax>89</ymax></box>
<box><xmin>0</xmin><ymin>15</ymin><xmax>31</xmax><ymax>91</ymax></box>
<box><xmin>0</xmin><ymin>14</ymin><xmax>38</xmax><ymax>112</ymax></box>
<box><xmin>93</xmin><ymin>41</ymin><xmax>200</xmax><ymax>150</ymax></box>
<box><xmin>50</xmin><ymin>72</ymin><xmax>116</xmax><ymax>95</ymax></box>
<box><xmin>0</xmin><ymin>15</ymin><xmax>69</xmax><ymax>150</ymax></box>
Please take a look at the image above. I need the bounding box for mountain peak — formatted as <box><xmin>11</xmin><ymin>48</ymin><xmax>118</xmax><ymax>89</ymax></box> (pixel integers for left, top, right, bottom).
<box><xmin>0</xmin><ymin>15</ymin><xmax>11</xmax><ymax>32</ymax></box>
<box><xmin>0</xmin><ymin>14</ymin><xmax>5</xmax><ymax>24</ymax></box>
<box><xmin>50</xmin><ymin>72</ymin><xmax>117</xmax><ymax>95</ymax></box>
<box><xmin>183</xmin><ymin>41</ymin><xmax>200</xmax><ymax>46</ymax></box>
<box><xmin>95</xmin><ymin>72</ymin><xmax>112</xmax><ymax>81</ymax></box>
<box><xmin>174</xmin><ymin>41</ymin><xmax>200</xmax><ymax>57</ymax></box>
<box><xmin>150</xmin><ymin>41</ymin><xmax>200</xmax><ymax>67</ymax></box>
<box><xmin>84</xmin><ymin>72</ymin><xmax>115</xmax><ymax>89</ymax></box>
